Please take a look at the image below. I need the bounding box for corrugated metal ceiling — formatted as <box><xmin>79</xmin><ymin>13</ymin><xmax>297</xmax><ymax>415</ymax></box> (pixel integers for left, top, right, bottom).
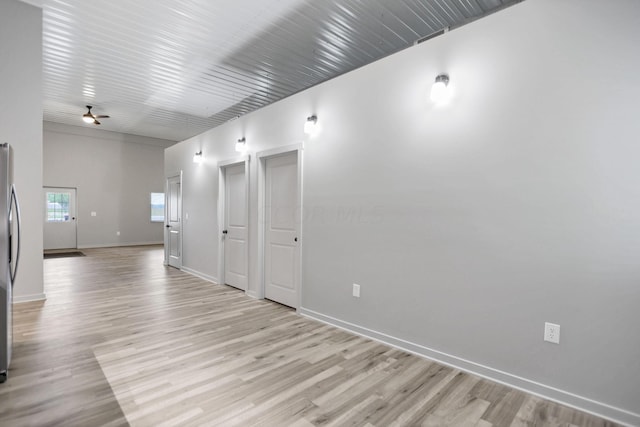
<box><xmin>22</xmin><ymin>0</ymin><xmax>521</xmax><ymax>141</ymax></box>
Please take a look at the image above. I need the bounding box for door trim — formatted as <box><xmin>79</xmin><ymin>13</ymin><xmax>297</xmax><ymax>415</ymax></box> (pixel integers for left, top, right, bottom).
<box><xmin>257</xmin><ymin>143</ymin><xmax>303</xmax><ymax>308</ymax></box>
<box><xmin>164</xmin><ymin>171</ymin><xmax>183</xmax><ymax>268</ymax></box>
<box><xmin>217</xmin><ymin>156</ymin><xmax>250</xmax><ymax>291</ymax></box>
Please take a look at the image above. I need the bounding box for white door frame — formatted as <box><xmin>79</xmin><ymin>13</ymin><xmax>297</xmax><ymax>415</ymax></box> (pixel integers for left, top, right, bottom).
<box><xmin>164</xmin><ymin>171</ymin><xmax>183</xmax><ymax>268</ymax></box>
<box><xmin>257</xmin><ymin>143</ymin><xmax>303</xmax><ymax>308</ymax></box>
<box><xmin>217</xmin><ymin>155</ymin><xmax>250</xmax><ymax>291</ymax></box>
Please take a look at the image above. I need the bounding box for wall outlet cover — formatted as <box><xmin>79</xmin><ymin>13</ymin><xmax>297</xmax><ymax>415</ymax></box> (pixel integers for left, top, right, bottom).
<box><xmin>544</xmin><ymin>322</ymin><xmax>560</xmax><ymax>344</ymax></box>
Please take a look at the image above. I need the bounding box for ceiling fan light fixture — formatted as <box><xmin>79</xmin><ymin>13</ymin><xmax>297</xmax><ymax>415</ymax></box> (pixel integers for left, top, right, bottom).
<box><xmin>82</xmin><ymin>105</ymin><xmax>95</xmax><ymax>124</ymax></box>
<box><xmin>82</xmin><ymin>105</ymin><xmax>110</xmax><ymax>125</ymax></box>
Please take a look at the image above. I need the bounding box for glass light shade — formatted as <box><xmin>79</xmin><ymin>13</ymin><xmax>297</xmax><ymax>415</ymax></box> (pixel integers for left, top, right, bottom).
<box><xmin>82</xmin><ymin>115</ymin><xmax>94</xmax><ymax>123</ymax></box>
<box><xmin>193</xmin><ymin>152</ymin><xmax>203</xmax><ymax>163</ymax></box>
<box><xmin>430</xmin><ymin>82</ymin><xmax>450</xmax><ymax>104</ymax></box>
<box><xmin>235</xmin><ymin>140</ymin><xmax>246</xmax><ymax>153</ymax></box>
<box><xmin>304</xmin><ymin>116</ymin><xmax>318</xmax><ymax>136</ymax></box>
<box><xmin>430</xmin><ymin>74</ymin><xmax>451</xmax><ymax>105</ymax></box>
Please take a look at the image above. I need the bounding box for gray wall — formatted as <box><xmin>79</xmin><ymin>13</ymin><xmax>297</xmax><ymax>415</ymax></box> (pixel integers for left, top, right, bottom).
<box><xmin>0</xmin><ymin>0</ymin><xmax>43</xmax><ymax>302</ymax></box>
<box><xmin>165</xmin><ymin>0</ymin><xmax>640</xmax><ymax>424</ymax></box>
<box><xmin>44</xmin><ymin>122</ymin><xmax>174</xmax><ymax>248</ymax></box>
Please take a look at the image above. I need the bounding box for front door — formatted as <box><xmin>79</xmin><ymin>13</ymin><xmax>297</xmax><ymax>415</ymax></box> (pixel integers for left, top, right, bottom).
<box><xmin>264</xmin><ymin>152</ymin><xmax>299</xmax><ymax>308</ymax></box>
<box><xmin>43</xmin><ymin>187</ymin><xmax>77</xmax><ymax>250</ymax></box>
<box><xmin>166</xmin><ymin>174</ymin><xmax>182</xmax><ymax>269</ymax></box>
<box><xmin>223</xmin><ymin>163</ymin><xmax>248</xmax><ymax>290</ymax></box>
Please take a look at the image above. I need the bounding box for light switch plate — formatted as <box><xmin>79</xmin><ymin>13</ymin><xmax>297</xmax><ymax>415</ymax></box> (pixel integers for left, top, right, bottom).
<box><xmin>352</xmin><ymin>283</ymin><xmax>360</xmax><ymax>298</ymax></box>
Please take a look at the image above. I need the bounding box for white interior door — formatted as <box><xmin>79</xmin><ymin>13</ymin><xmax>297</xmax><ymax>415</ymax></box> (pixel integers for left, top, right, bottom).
<box><xmin>43</xmin><ymin>187</ymin><xmax>77</xmax><ymax>250</ymax></box>
<box><xmin>223</xmin><ymin>163</ymin><xmax>248</xmax><ymax>290</ymax></box>
<box><xmin>166</xmin><ymin>175</ymin><xmax>182</xmax><ymax>269</ymax></box>
<box><xmin>265</xmin><ymin>152</ymin><xmax>299</xmax><ymax>308</ymax></box>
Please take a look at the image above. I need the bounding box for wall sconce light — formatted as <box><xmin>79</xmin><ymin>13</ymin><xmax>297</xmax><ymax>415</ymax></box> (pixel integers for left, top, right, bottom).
<box><xmin>304</xmin><ymin>115</ymin><xmax>319</xmax><ymax>136</ymax></box>
<box><xmin>193</xmin><ymin>150</ymin><xmax>203</xmax><ymax>163</ymax></box>
<box><xmin>430</xmin><ymin>74</ymin><xmax>452</xmax><ymax>105</ymax></box>
<box><xmin>235</xmin><ymin>137</ymin><xmax>247</xmax><ymax>153</ymax></box>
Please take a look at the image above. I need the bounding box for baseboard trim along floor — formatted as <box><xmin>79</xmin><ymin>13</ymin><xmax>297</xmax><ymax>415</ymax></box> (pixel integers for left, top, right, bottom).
<box><xmin>299</xmin><ymin>307</ymin><xmax>638</xmax><ymax>427</ymax></box>
<box><xmin>180</xmin><ymin>266</ymin><xmax>218</xmax><ymax>285</ymax></box>
<box><xmin>13</xmin><ymin>293</ymin><xmax>47</xmax><ymax>304</ymax></box>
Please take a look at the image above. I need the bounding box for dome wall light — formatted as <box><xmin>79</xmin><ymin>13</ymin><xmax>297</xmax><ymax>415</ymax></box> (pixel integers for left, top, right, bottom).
<box><xmin>193</xmin><ymin>150</ymin><xmax>203</xmax><ymax>164</ymax></box>
<box><xmin>235</xmin><ymin>137</ymin><xmax>247</xmax><ymax>153</ymax></box>
<box><xmin>430</xmin><ymin>74</ymin><xmax>452</xmax><ymax>105</ymax></box>
<box><xmin>304</xmin><ymin>115</ymin><xmax>319</xmax><ymax>136</ymax></box>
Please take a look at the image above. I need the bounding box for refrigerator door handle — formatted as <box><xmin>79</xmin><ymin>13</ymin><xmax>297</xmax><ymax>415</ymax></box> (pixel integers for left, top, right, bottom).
<box><xmin>10</xmin><ymin>184</ymin><xmax>21</xmax><ymax>284</ymax></box>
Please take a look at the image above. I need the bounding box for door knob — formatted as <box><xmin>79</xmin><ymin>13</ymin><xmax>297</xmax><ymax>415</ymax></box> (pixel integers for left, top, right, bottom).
<box><xmin>222</xmin><ymin>230</ymin><xmax>228</xmax><ymax>234</ymax></box>
<box><xmin>165</xmin><ymin>224</ymin><xmax>170</xmax><ymax>228</ymax></box>
<box><xmin>294</xmin><ymin>237</ymin><xmax>298</xmax><ymax>242</ymax></box>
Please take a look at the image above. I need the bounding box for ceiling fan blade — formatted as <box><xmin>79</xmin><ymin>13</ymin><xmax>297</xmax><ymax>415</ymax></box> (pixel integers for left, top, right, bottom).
<box><xmin>95</xmin><ymin>115</ymin><xmax>110</xmax><ymax>119</ymax></box>
<box><xmin>94</xmin><ymin>119</ymin><xmax>101</xmax><ymax>125</ymax></box>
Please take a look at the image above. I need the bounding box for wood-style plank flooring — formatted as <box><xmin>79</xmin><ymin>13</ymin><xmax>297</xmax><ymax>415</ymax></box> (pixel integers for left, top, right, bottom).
<box><xmin>0</xmin><ymin>246</ymin><xmax>621</xmax><ymax>426</ymax></box>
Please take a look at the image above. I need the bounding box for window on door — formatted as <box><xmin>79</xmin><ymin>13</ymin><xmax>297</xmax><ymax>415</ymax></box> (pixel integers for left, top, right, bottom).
<box><xmin>46</xmin><ymin>192</ymin><xmax>71</xmax><ymax>222</ymax></box>
<box><xmin>151</xmin><ymin>192</ymin><xmax>165</xmax><ymax>222</ymax></box>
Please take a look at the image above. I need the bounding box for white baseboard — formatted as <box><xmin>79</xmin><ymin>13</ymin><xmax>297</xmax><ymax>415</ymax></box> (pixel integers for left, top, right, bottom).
<box><xmin>299</xmin><ymin>307</ymin><xmax>638</xmax><ymax>427</ymax></box>
<box><xmin>78</xmin><ymin>241</ymin><xmax>163</xmax><ymax>249</ymax></box>
<box><xmin>180</xmin><ymin>267</ymin><xmax>218</xmax><ymax>285</ymax></box>
<box><xmin>181</xmin><ymin>267</ymin><xmax>257</xmax><ymax>298</ymax></box>
<box><xmin>13</xmin><ymin>293</ymin><xmax>47</xmax><ymax>303</ymax></box>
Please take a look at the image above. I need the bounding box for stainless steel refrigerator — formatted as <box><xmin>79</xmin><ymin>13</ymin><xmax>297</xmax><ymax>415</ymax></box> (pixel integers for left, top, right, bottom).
<box><xmin>0</xmin><ymin>143</ymin><xmax>21</xmax><ymax>383</ymax></box>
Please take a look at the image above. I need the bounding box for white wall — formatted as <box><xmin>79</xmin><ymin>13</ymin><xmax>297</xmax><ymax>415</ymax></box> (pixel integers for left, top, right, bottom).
<box><xmin>44</xmin><ymin>122</ymin><xmax>175</xmax><ymax>248</ymax></box>
<box><xmin>165</xmin><ymin>0</ymin><xmax>640</xmax><ymax>424</ymax></box>
<box><xmin>0</xmin><ymin>0</ymin><xmax>43</xmax><ymax>302</ymax></box>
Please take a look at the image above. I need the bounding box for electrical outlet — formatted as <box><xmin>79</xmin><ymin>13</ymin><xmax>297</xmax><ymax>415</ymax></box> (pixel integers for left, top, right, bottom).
<box><xmin>352</xmin><ymin>283</ymin><xmax>360</xmax><ymax>298</ymax></box>
<box><xmin>91</xmin><ymin>211</ymin><xmax>97</xmax><ymax>217</ymax></box>
<box><xmin>544</xmin><ymin>322</ymin><xmax>560</xmax><ymax>344</ymax></box>
<box><xmin>116</xmin><ymin>231</ymin><xmax>120</xmax><ymax>236</ymax></box>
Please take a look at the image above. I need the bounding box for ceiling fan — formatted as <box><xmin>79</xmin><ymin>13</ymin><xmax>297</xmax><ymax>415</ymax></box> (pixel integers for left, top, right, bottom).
<box><xmin>82</xmin><ymin>105</ymin><xmax>110</xmax><ymax>125</ymax></box>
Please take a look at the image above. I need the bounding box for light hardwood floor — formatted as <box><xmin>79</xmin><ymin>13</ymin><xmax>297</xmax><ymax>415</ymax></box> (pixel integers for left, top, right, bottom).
<box><xmin>0</xmin><ymin>246</ymin><xmax>620</xmax><ymax>426</ymax></box>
